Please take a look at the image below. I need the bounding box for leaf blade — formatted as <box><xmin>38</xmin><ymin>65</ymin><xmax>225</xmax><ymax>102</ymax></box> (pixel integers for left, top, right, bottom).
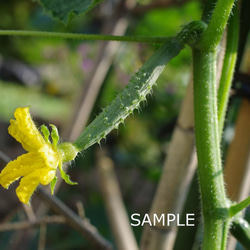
<box><xmin>35</xmin><ymin>0</ymin><xmax>103</xmax><ymax>24</ymax></box>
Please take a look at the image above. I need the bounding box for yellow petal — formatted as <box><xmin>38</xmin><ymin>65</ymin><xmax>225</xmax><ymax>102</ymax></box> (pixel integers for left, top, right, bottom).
<box><xmin>17</xmin><ymin>168</ymin><xmax>56</xmax><ymax>204</ymax></box>
<box><xmin>0</xmin><ymin>152</ymin><xmax>50</xmax><ymax>189</ymax></box>
<box><xmin>39</xmin><ymin>168</ymin><xmax>56</xmax><ymax>185</ymax></box>
<box><xmin>0</xmin><ymin>153</ymin><xmax>31</xmax><ymax>188</ymax></box>
<box><xmin>8</xmin><ymin>107</ymin><xmax>45</xmax><ymax>152</ymax></box>
<box><xmin>16</xmin><ymin>170</ymin><xmax>41</xmax><ymax>204</ymax></box>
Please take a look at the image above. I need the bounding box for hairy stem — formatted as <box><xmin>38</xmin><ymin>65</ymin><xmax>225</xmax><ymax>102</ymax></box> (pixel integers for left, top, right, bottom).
<box><xmin>74</xmin><ymin>39</ymin><xmax>183</xmax><ymax>150</ymax></box>
<box><xmin>199</xmin><ymin>0</ymin><xmax>235</xmax><ymax>51</ymax></box>
<box><xmin>193</xmin><ymin>49</ymin><xmax>229</xmax><ymax>249</ymax></box>
<box><xmin>201</xmin><ymin>0</ymin><xmax>219</xmax><ymax>23</ymax></box>
<box><xmin>217</xmin><ymin>5</ymin><xmax>239</xmax><ymax>136</ymax></box>
<box><xmin>0</xmin><ymin>30</ymin><xmax>170</xmax><ymax>43</ymax></box>
<box><xmin>191</xmin><ymin>0</ymin><xmax>239</xmax><ymax>248</ymax></box>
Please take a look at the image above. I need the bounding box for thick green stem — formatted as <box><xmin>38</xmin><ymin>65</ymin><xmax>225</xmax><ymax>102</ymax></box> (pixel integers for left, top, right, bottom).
<box><xmin>201</xmin><ymin>0</ymin><xmax>218</xmax><ymax>23</ymax></box>
<box><xmin>193</xmin><ymin>49</ymin><xmax>229</xmax><ymax>249</ymax></box>
<box><xmin>199</xmin><ymin>0</ymin><xmax>235</xmax><ymax>51</ymax></box>
<box><xmin>191</xmin><ymin>1</ymin><xmax>238</xmax><ymax>248</ymax></box>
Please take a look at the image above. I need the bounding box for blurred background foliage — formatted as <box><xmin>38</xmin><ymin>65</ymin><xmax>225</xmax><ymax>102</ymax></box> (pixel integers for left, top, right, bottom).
<box><xmin>0</xmin><ymin>0</ymin><xmax>249</xmax><ymax>249</ymax></box>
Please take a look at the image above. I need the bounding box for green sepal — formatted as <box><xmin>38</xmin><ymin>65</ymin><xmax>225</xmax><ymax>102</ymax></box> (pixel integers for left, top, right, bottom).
<box><xmin>40</xmin><ymin>125</ymin><xmax>50</xmax><ymax>143</ymax></box>
<box><xmin>50</xmin><ymin>176</ymin><xmax>58</xmax><ymax>194</ymax></box>
<box><xmin>50</xmin><ymin>124</ymin><xmax>59</xmax><ymax>147</ymax></box>
<box><xmin>59</xmin><ymin>164</ymin><xmax>77</xmax><ymax>185</ymax></box>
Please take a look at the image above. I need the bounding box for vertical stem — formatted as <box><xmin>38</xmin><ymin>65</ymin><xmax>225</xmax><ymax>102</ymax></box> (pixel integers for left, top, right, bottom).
<box><xmin>217</xmin><ymin>5</ymin><xmax>239</xmax><ymax>136</ymax></box>
<box><xmin>192</xmin><ymin>0</ymin><xmax>238</xmax><ymax>248</ymax></box>
<box><xmin>192</xmin><ymin>49</ymin><xmax>229</xmax><ymax>249</ymax></box>
<box><xmin>201</xmin><ymin>0</ymin><xmax>218</xmax><ymax>23</ymax></box>
<box><xmin>200</xmin><ymin>0</ymin><xmax>235</xmax><ymax>51</ymax></box>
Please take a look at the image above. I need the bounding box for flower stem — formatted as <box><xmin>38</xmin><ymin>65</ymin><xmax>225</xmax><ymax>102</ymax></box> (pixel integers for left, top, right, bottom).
<box><xmin>0</xmin><ymin>29</ymin><xmax>170</xmax><ymax>43</ymax></box>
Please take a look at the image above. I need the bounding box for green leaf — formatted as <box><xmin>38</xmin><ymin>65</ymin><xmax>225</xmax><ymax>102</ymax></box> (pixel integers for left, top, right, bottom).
<box><xmin>34</xmin><ymin>0</ymin><xmax>103</xmax><ymax>24</ymax></box>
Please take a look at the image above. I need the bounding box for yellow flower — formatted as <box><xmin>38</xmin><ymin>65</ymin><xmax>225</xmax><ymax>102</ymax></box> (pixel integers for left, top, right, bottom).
<box><xmin>0</xmin><ymin>107</ymin><xmax>79</xmax><ymax>204</ymax></box>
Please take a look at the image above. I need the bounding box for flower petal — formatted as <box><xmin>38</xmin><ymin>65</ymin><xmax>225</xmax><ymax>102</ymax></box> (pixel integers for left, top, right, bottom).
<box><xmin>8</xmin><ymin>107</ymin><xmax>45</xmax><ymax>152</ymax></box>
<box><xmin>0</xmin><ymin>153</ymin><xmax>32</xmax><ymax>188</ymax></box>
<box><xmin>16</xmin><ymin>171</ymin><xmax>41</xmax><ymax>204</ymax></box>
<box><xmin>0</xmin><ymin>152</ymin><xmax>50</xmax><ymax>189</ymax></box>
<box><xmin>39</xmin><ymin>168</ymin><xmax>56</xmax><ymax>185</ymax></box>
<box><xmin>17</xmin><ymin>168</ymin><xmax>56</xmax><ymax>204</ymax></box>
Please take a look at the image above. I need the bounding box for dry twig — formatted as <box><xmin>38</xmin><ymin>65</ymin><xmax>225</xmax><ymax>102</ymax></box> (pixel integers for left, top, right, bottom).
<box><xmin>0</xmin><ymin>215</ymin><xmax>65</xmax><ymax>232</ymax></box>
<box><xmin>97</xmin><ymin>149</ymin><xmax>138</xmax><ymax>250</ymax></box>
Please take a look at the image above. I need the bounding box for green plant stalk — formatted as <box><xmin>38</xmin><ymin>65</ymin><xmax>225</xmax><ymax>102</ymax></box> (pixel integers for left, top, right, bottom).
<box><xmin>216</xmin><ymin>3</ymin><xmax>250</xmax><ymax>245</ymax></box>
<box><xmin>201</xmin><ymin>0</ymin><xmax>219</xmax><ymax>23</ymax></box>
<box><xmin>217</xmin><ymin>5</ymin><xmax>239</xmax><ymax>136</ymax></box>
<box><xmin>231</xmin><ymin>217</ymin><xmax>250</xmax><ymax>248</ymax></box>
<box><xmin>0</xmin><ymin>30</ymin><xmax>170</xmax><ymax>43</ymax></box>
<box><xmin>199</xmin><ymin>0</ymin><xmax>235</xmax><ymax>51</ymax></box>
<box><xmin>230</xmin><ymin>197</ymin><xmax>250</xmax><ymax>218</ymax></box>
<box><xmin>74</xmin><ymin>39</ymin><xmax>183</xmax><ymax>150</ymax></box>
<box><xmin>191</xmin><ymin>1</ymin><xmax>237</xmax><ymax>248</ymax></box>
<box><xmin>193</xmin><ymin>48</ymin><xmax>229</xmax><ymax>249</ymax></box>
